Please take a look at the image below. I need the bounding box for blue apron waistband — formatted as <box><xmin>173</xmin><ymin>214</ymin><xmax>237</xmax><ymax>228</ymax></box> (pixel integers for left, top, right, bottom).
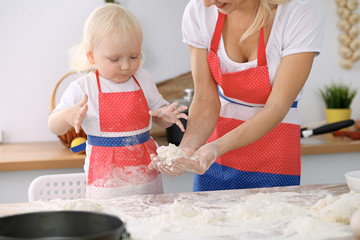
<box><xmin>218</xmin><ymin>86</ymin><xmax>298</xmax><ymax>108</ymax></box>
<box><xmin>70</xmin><ymin>131</ymin><xmax>151</xmax><ymax>153</ymax></box>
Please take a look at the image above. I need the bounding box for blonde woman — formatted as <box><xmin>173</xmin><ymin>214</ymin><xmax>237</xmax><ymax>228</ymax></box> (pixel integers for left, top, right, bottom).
<box><xmin>151</xmin><ymin>0</ymin><xmax>325</xmax><ymax>191</ymax></box>
<box><xmin>48</xmin><ymin>4</ymin><xmax>187</xmax><ymax>198</ymax></box>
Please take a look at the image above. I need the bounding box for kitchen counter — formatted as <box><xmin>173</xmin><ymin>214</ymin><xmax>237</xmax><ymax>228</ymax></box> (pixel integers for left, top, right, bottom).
<box><xmin>0</xmin><ymin>141</ymin><xmax>85</xmax><ymax>172</ymax></box>
<box><xmin>0</xmin><ymin>183</ymin><xmax>358</xmax><ymax>239</ymax></box>
<box><xmin>0</xmin><ymin>132</ymin><xmax>359</xmax><ymax>172</ymax></box>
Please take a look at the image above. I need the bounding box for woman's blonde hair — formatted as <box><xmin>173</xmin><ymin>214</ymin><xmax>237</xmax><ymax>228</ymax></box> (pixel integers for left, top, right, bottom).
<box><xmin>241</xmin><ymin>0</ymin><xmax>289</xmax><ymax>41</ymax></box>
<box><xmin>69</xmin><ymin>3</ymin><xmax>143</xmax><ymax>72</ymax></box>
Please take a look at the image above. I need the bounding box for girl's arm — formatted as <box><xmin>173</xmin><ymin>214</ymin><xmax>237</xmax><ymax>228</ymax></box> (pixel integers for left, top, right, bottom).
<box><xmin>48</xmin><ymin>94</ymin><xmax>88</xmax><ymax>135</ymax></box>
<box><xmin>150</xmin><ymin>102</ymin><xmax>188</xmax><ymax>131</ymax></box>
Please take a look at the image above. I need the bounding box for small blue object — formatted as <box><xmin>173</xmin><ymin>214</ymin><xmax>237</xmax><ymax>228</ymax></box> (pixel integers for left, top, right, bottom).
<box><xmin>70</xmin><ymin>142</ymin><xmax>87</xmax><ymax>153</ymax></box>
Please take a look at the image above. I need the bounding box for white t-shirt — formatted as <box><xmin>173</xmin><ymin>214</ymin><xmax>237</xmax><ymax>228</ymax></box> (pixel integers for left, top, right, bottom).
<box><xmin>53</xmin><ymin>69</ymin><xmax>168</xmax><ymax>136</ymax></box>
<box><xmin>182</xmin><ymin>0</ymin><xmax>325</xmax><ymax>101</ymax></box>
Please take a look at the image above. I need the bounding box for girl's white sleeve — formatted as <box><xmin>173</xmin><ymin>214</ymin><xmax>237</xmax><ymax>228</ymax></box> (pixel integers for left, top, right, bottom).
<box><xmin>53</xmin><ymin>81</ymin><xmax>84</xmax><ymax>112</ymax></box>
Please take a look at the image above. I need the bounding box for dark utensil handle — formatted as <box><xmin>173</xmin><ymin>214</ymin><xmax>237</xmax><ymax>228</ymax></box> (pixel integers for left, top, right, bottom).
<box><xmin>312</xmin><ymin>119</ymin><xmax>355</xmax><ymax>135</ymax></box>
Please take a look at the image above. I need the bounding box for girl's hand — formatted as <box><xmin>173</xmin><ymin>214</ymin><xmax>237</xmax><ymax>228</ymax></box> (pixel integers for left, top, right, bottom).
<box><xmin>172</xmin><ymin>142</ymin><xmax>218</xmax><ymax>175</ymax></box>
<box><xmin>67</xmin><ymin>94</ymin><xmax>88</xmax><ymax>133</ymax></box>
<box><xmin>149</xmin><ymin>102</ymin><xmax>188</xmax><ymax>132</ymax></box>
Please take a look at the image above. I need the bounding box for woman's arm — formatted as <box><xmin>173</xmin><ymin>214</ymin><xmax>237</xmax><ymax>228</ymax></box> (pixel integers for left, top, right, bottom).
<box><xmin>179</xmin><ymin>45</ymin><xmax>221</xmax><ymax>155</ymax></box>
<box><xmin>174</xmin><ymin>51</ymin><xmax>315</xmax><ymax>174</ymax></box>
<box><xmin>216</xmin><ymin>52</ymin><xmax>315</xmax><ymax>156</ymax></box>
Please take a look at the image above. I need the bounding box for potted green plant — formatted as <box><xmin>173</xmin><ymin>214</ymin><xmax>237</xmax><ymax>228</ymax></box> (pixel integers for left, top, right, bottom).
<box><xmin>320</xmin><ymin>82</ymin><xmax>357</xmax><ymax>124</ymax></box>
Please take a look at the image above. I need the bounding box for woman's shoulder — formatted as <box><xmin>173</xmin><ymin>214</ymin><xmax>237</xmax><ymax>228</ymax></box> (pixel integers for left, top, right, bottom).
<box><xmin>275</xmin><ymin>0</ymin><xmax>324</xmax><ymax>32</ymax></box>
<box><xmin>184</xmin><ymin>0</ymin><xmax>218</xmax><ymax>22</ymax></box>
<box><xmin>182</xmin><ymin>0</ymin><xmax>218</xmax><ymax>49</ymax></box>
<box><xmin>279</xmin><ymin>0</ymin><xmax>323</xmax><ymax>16</ymax></box>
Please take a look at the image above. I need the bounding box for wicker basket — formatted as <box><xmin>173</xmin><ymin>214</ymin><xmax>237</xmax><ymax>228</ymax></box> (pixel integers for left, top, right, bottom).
<box><xmin>50</xmin><ymin>72</ymin><xmax>87</xmax><ymax>148</ymax></box>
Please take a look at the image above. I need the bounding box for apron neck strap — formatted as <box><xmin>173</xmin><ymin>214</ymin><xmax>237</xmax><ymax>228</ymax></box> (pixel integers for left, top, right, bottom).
<box><xmin>96</xmin><ymin>70</ymin><xmax>141</xmax><ymax>92</ymax></box>
<box><xmin>258</xmin><ymin>28</ymin><xmax>267</xmax><ymax>66</ymax></box>
<box><xmin>96</xmin><ymin>69</ymin><xmax>102</xmax><ymax>93</ymax></box>
<box><xmin>210</xmin><ymin>12</ymin><xmax>267</xmax><ymax>66</ymax></box>
<box><xmin>210</xmin><ymin>12</ymin><xmax>225</xmax><ymax>52</ymax></box>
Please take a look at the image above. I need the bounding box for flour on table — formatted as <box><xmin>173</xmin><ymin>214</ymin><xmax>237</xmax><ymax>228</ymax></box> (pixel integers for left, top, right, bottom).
<box><xmin>351</xmin><ymin>209</ymin><xmax>360</xmax><ymax>237</ymax></box>
<box><xmin>310</xmin><ymin>191</ymin><xmax>360</xmax><ymax>224</ymax></box>
<box><xmin>19</xmin><ymin>187</ymin><xmax>360</xmax><ymax>240</ymax></box>
<box><xmin>156</xmin><ymin>143</ymin><xmax>188</xmax><ymax>165</ymax></box>
<box><xmin>52</xmin><ymin>199</ymin><xmax>103</xmax><ymax>212</ymax></box>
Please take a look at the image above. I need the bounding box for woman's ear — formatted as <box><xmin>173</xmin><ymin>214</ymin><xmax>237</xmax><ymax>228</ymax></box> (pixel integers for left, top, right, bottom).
<box><xmin>86</xmin><ymin>51</ymin><xmax>95</xmax><ymax>64</ymax></box>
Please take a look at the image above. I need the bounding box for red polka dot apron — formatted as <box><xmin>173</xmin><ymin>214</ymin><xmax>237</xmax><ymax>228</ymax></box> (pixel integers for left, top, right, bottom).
<box><xmin>86</xmin><ymin>70</ymin><xmax>163</xmax><ymax>199</ymax></box>
<box><xmin>193</xmin><ymin>12</ymin><xmax>301</xmax><ymax>191</ymax></box>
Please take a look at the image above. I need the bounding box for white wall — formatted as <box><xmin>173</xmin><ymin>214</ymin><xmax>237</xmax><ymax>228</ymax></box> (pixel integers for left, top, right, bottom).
<box><xmin>0</xmin><ymin>0</ymin><xmax>359</xmax><ymax>143</ymax></box>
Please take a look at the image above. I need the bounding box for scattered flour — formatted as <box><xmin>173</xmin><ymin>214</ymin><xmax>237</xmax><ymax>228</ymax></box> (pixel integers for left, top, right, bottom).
<box><xmin>156</xmin><ymin>143</ymin><xmax>188</xmax><ymax>165</ymax></box>
<box><xmin>351</xmin><ymin>209</ymin><xmax>360</xmax><ymax>237</ymax></box>
<box><xmin>310</xmin><ymin>191</ymin><xmax>360</xmax><ymax>224</ymax></box>
<box><xmin>56</xmin><ymin>199</ymin><xmax>103</xmax><ymax>212</ymax></box>
<box><xmin>15</xmin><ymin>187</ymin><xmax>360</xmax><ymax>240</ymax></box>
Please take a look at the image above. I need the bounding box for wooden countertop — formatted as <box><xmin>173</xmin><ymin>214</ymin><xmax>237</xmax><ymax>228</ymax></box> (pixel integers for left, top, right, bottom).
<box><xmin>300</xmin><ymin>133</ymin><xmax>360</xmax><ymax>155</ymax></box>
<box><xmin>0</xmin><ymin>141</ymin><xmax>85</xmax><ymax>172</ymax></box>
<box><xmin>0</xmin><ymin>183</ymin><xmax>357</xmax><ymax>239</ymax></box>
<box><xmin>0</xmin><ymin>131</ymin><xmax>359</xmax><ymax>172</ymax></box>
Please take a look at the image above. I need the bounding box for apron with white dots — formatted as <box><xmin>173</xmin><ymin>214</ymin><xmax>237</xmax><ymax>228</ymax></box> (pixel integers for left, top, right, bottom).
<box><xmin>86</xmin><ymin>70</ymin><xmax>163</xmax><ymax>199</ymax></box>
<box><xmin>193</xmin><ymin>12</ymin><xmax>301</xmax><ymax>191</ymax></box>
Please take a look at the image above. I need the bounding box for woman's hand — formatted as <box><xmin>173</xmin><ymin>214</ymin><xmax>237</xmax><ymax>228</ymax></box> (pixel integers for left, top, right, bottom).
<box><xmin>149</xmin><ymin>102</ymin><xmax>188</xmax><ymax>132</ymax></box>
<box><xmin>67</xmin><ymin>94</ymin><xmax>88</xmax><ymax>133</ymax></box>
<box><xmin>148</xmin><ymin>154</ymin><xmax>186</xmax><ymax>177</ymax></box>
<box><xmin>172</xmin><ymin>142</ymin><xmax>218</xmax><ymax>175</ymax></box>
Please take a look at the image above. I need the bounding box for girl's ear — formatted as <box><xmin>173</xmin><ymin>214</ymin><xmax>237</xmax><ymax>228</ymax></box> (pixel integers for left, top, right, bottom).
<box><xmin>86</xmin><ymin>51</ymin><xmax>95</xmax><ymax>64</ymax></box>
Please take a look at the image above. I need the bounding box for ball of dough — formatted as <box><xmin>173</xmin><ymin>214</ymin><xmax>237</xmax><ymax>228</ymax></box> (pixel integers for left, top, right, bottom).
<box><xmin>338</xmin><ymin>7</ymin><xmax>351</xmax><ymax>19</ymax></box>
<box><xmin>347</xmin><ymin>0</ymin><xmax>359</xmax><ymax>10</ymax></box>
<box><xmin>351</xmin><ymin>209</ymin><xmax>360</xmax><ymax>238</ymax></box>
<box><xmin>340</xmin><ymin>46</ymin><xmax>353</xmax><ymax>58</ymax></box>
<box><xmin>348</xmin><ymin>26</ymin><xmax>360</xmax><ymax>39</ymax></box>
<box><xmin>351</xmin><ymin>50</ymin><xmax>360</xmax><ymax>61</ymax></box>
<box><xmin>336</xmin><ymin>0</ymin><xmax>347</xmax><ymax>7</ymax></box>
<box><xmin>348</xmin><ymin>12</ymin><xmax>360</xmax><ymax>25</ymax></box>
<box><xmin>339</xmin><ymin>34</ymin><xmax>352</xmax><ymax>46</ymax></box>
<box><xmin>350</xmin><ymin>39</ymin><xmax>360</xmax><ymax>50</ymax></box>
<box><xmin>338</xmin><ymin>19</ymin><xmax>351</xmax><ymax>32</ymax></box>
<box><xmin>340</xmin><ymin>59</ymin><xmax>353</xmax><ymax>69</ymax></box>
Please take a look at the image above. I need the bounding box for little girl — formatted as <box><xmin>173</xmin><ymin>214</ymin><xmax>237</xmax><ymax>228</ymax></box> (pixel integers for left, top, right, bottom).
<box><xmin>48</xmin><ymin>3</ymin><xmax>187</xmax><ymax>199</ymax></box>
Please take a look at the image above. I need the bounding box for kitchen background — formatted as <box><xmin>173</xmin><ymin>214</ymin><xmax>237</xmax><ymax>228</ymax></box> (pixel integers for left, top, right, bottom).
<box><xmin>0</xmin><ymin>0</ymin><xmax>359</xmax><ymax>144</ymax></box>
<box><xmin>0</xmin><ymin>0</ymin><xmax>359</xmax><ymax>204</ymax></box>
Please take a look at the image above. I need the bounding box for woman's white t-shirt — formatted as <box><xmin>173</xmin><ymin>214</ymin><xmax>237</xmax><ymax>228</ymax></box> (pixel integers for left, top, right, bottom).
<box><xmin>182</xmin><ymin>0</ymin><xmax>325</xmax><ymax>101</ymax></box>
<box><xmin>53</xmin><ymin>69</ymin><xmax>168</xmax><ymax>136</ymax></box>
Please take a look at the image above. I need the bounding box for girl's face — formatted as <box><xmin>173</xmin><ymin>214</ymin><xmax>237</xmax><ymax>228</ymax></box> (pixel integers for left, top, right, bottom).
<box><xmin>87</xmin><ymin>31</ymin><xmax>142</xmax><ymax>83</ymax></box>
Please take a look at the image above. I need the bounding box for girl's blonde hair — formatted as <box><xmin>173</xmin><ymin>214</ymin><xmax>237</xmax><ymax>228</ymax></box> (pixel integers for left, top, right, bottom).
<box><xmin>241</xmin><ymin>0</ymin><xmax>289</xmax><ymax>41</ymax></box>
<box><xmin>69</xmin><ymin>3</ymin><xmax>143</xmax><ymax>72</ymax></box>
